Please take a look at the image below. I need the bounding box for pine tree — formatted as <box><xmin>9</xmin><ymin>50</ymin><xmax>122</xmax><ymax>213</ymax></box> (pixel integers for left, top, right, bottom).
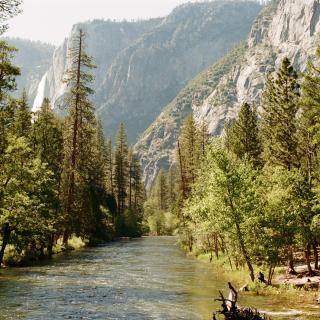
<box><xmin>261</xmin><ymin>58</ymin><xmax>300</xmax><ymax>274</ymax></box>
<box><xmin>104</xmin><ymin>137</ymin><xmax>114</xmax><ymax>195</ymax></box>
<box><xmin>199</xmin><ymin>120</ymin><xmax>210</xmax><ymax>157</ymax></box>
<box><xmin>261</xmin><ymin>58</ymin><xmax>300</xmax><ymax>170</ymax></box>
<box><xmin>131</xmin><ymin>155</ymin><xmax>145</xmax><ymax>212</ymax></box>
<box><xmin>114</xmin><ymin>123</ymin><xmax>129</xmax><ymax>217</ymax></box>
<box><xmin>32</xmin><ymin>98</ymin><xmax>64</xmax><ymax>174</ymax></box>
<box><xmin>167</xmin><ymin>166</ymin><xmax>177</xmax><ymax>210</ymax></box>
<box><xmin>297</xmin><ymin>47</ymin><xmax>320</xmax><ymax>271</ymax></box>
<box><xmin>0</xmin><ymin>40</ymin><xmax>20</xmax><ymax>153</ymax></box>
<box><xmin>31</xmin><ymin>98</ymin><xmax>64</xmax><ymax>253</ymax></box>
<box><xmin>13</xmin><ymin>90</ymin><xmax>31</xmax><ymax>138</ymax></box>
<box><xmin>299</xmin><ymin>48</ymin><xmax>320</xmax><ymax>184</ymax></box>
<box><xmin>61</xmin><ymin>28</ymin><xmax>97</xmax><ymax>242</ymax></box>
<box><xmin>0</xmin><ymin>40</ymin><xmax>20</xmax><ymax>104</ymax></box>
<box><xmin>153</xmin><ymin>169</ymin><xmax>168</xmax><ymax>211</ymax></box>
<box><xmin>225</xmin><ymin>102</ymin><xmax>262</xmax><ymax>168</ymax></box>
<box><xmin>128</xmin><ymin>149</ymin><xmax>134</xmax><ymax>210</ymax></box>
<box><xmin>176</xmin><ymin>114</ymin><xmax>201</xmax><ymax>198</ymax></box>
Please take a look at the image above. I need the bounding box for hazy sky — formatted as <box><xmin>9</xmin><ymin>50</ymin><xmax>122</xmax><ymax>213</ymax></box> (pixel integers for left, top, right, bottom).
<box><xmin>4</xmin><ymin>0</ymin><xmax>199</xmax><ymax>45</ymax></box>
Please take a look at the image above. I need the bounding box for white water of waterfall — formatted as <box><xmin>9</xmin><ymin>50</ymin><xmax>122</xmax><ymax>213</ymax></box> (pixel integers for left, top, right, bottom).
<box><xmin>32</xmin><ymin>72</ymin><xmax>48</xmax><ymax>112</ymax></box>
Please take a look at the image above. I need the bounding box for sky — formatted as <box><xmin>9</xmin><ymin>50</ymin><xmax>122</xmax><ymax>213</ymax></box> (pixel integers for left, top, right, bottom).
<box><xmin>4</xmin><ymin>0</ymin><xmax>199</xmax><ymax>45</ymax></box>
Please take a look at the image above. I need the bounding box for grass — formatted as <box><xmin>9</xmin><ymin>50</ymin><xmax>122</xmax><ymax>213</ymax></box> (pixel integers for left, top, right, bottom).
<box><xmin>194</xmin><ymin>252</ymin><xmax>318</xmax><ymax>303</ymax></box>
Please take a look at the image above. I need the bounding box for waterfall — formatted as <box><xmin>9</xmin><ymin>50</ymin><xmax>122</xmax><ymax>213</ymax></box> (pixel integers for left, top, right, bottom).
<box><xmin>32</xmin><ymin>72</ymin><xmax>48</xmax><ymax>112</ymax></box>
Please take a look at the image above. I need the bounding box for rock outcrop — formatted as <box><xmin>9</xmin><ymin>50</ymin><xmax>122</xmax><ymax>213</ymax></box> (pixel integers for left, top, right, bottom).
<box><xmin>135</xmin><ymin>0</ymin><xmax>320</xmax><ymax>189</ymax></box>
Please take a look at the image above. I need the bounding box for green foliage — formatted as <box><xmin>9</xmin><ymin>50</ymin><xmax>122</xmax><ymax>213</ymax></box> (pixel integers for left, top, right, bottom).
<box><xmin>225</xmin><ymin>102</ymin><xmax>262</xmax><ymax>168</ymax></box>
<box><xmin>0</xmin><ymin>40</ymin><xmax>20</xmax><ymax>102</ymax></box>
<box><xmin>261</xmin><ymin>58</ymin><xmax>300</xmax><ymax>170</ymax></box>
<box><xmin>143</xmin><ymin>198</ymin><xmax>178</xmax><ymax>236</ymax></box>
<box><xmin>114</xmin><ymin>123</ymin><xmax>129</xmax><ymax>217</ymax></box>
<box><xmin>170</xmin><ymin>49</ymin><xmax>320</xmax><ymax>282</ymax></box>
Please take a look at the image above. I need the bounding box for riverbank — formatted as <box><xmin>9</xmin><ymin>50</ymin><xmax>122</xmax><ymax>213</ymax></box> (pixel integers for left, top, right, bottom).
<box><xmin>195</xmin><ymin>252</ymin><xmax>319</xmax><ymax>306</ymax></box>
<box><xmin>1</xmin><ymin>236</ymin><xmax>88</xmax><ymax>268</ymax></box>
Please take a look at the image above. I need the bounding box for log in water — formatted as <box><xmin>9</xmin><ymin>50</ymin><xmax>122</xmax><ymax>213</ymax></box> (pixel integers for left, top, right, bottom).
<box><xmin>0</xmin><ymin>237</ymin><xmax>318</xmax><ymax>319</ymax></box>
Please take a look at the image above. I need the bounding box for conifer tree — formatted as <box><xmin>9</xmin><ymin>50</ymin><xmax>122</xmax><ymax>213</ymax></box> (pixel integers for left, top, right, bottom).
<box><xmin>0</xmin><ymin>40</ymin><xmax>20</xmax><ymax>153</ymax></box>
<box><xmin>0</xmin><ymin>40</ymin><xmax>20</xmax><ymax>104</ymax></box>
<box><xmin>114</xmin><ymin>123</ymin><xmax>128</xmax><ymax>217</ymax></box>
<box><xmin>176</xmin><ymin>114</ymin><xmax>201</xmax><ymax>198</ymax></box>
<box><xmin>153</xmin><ymin>169</ymin><xmax>168</xmax><ymax>211</ymax></box>
<box><xmin>199</xmin><ymin>120</ymin><xmax>210</xmax><ymax>157</ymax></box>
<box><xmin>261</xmin><ymin>58</ymin><xmax>300</xmax><ymax>170</ymax></box>
<box><xmin>261</xmin><ymin>58</ymin><xmax>300</xmax><ymax>274</ymax></box>
<box><xmin>128</xmin><ymin>149</ymin><xmax>134</xmax><ymax>210</ymax></box>
<box><xmin>13</xmin><ymin>90</ymin><xmax>31</xmax><ymax>138</ymax></box>
<box><xmin>104</xmin><ymin>137</ymin><xmax>114</xmax><ymax>195</ymax></box>
<box><xmin>32</xmin><ymin>98</ymin><xmax>64</xmax><ymax>175</ymax></box>
<box><xmin>61</xmin><ymin>28</ymin><xmax>97</xmax><ymax>241</ymax></box>
<box><xmin>299</xmin><ymin>48</ymin><xmax>320</xmax><ymax>184</ymax></box>
<box><xmin>31</xmin><ymin>98</ymin><xmax>64</xmax><ymax>252</ymax></box>
<box><xmin>297</xmin><ymin>48</ymin><xmax>320</xmax><ymax>271</ymax></box>
<box><xmin>131</xmin><ymin>154</ymin><xmax>145</xmax><ymax>212</ymax></box>
<box><xmin>225</xmin><ymin>102</ymin><xmax>262</xmax><ymax>168</ymax></box>
<box><xmin>167</xmin><ymin>166</ymin><xmax>177</xmax><ymax>210</ymax></box>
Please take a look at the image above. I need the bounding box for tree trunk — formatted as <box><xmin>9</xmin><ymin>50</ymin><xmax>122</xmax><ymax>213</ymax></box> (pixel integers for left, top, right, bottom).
<box><xmin>65</xmin><ymin>30</ymin><xmax>83</xmax><ymax>232</ymax></box>
<box><xmin>188</xmin><ymin>233</ymin><xmax>193</xmax><ymax>253</ymax></box>
<box><xmin>214</xmin><ymin>234</ymin><xmax>219</xmax><ymax>259</ymax></box>
<box><xmin>0</xmin><ymin>223</ymin><xmax>11</xmax><ymax>267</ymax></box>
<box><xmin>235</xmin><ymin>222</ymin><xmax>255</xmax><ymax>281</ymax></box>
<box><xmin>219</xmin><ymin>235</ymin><xmax>226</xmax><ymax>254</ymax></box>
<box><xmin>63</xmin><ymin>231</ymin><xmax>69</xmax><ymax>247</ymax></box>
<box><xmin>313</xmin><ymin>242</ymin><xmax>319</xmax><ymax>270</ymax></box>
<box><xmin>287</xmin><ymin>247</ymin><xmax>297</xmax><ymax>275</ymax></box>
<box><xmin>177</xmin><ymin>139</ymin><xmax>186</xmax><ymax>198</ymax></box>
<box><xmin>305</xmin><ymin>244</ymin><xmax>314</xmax><ymax>277</ymax></box>
<box><xmin>267</xmin><ymin>264</ymin><xmax>275</xmax><ymax>285</ymax></box>
<box><xmin>47</xmin><ymin>233</ymin><xmax>55</xmax><ymax>257</ymax></box>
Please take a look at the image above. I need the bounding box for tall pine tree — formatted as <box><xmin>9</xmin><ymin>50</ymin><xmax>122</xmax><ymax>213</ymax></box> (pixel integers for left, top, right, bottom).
<box><xmin>61</xmin><ymin>28</ymin><xmax>97</xmax><ymax>242</ymax></box>
<box><xmin>225</xmin><ymin>102</ymin><xmax>262</xmax><ymax>168</ymax></box>
<box><xmin>261</xmin><ymin>58</ymin><xmax>300</xmax><ymax>170</ymax></box>
<box><xmin>114</xmin><ymin>123</ymin><xmax>128</xmax><ymax>217</ymax></box>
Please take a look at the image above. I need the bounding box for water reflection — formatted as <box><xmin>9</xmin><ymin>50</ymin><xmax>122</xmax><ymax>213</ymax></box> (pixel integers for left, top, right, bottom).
<box><xmin>0</xmin><ymin>237</ymin><xmax>319</xmax><ymax>319</ymax></box>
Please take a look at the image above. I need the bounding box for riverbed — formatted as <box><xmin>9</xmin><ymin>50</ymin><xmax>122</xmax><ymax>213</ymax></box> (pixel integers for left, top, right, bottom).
<box><xmin>0</xmin><ymin>237</ymin><xmax>319</xmax><ymax>319</ymax></box>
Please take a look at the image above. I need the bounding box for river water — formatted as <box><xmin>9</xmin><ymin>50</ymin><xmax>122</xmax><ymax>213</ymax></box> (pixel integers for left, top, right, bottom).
<box><xmin>0</xmin><ymin>237</ymin><xmax>319</xmax><ymax>320</ymax></box>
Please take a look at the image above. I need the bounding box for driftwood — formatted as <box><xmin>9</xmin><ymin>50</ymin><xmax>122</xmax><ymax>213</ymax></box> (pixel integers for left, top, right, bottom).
<box><xmin>213</xmin><ymin>283</ymin><xmax>269</xmax><ymax>320</ymax></box>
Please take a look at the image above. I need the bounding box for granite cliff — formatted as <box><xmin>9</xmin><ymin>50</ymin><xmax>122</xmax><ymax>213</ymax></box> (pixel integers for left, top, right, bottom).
<box><xmin>135</xmin><ymin>0</ymin><xmax>320</xmax><ymax>189</ymax></box>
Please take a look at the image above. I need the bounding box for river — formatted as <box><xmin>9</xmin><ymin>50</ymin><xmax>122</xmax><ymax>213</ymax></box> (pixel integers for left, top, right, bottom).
<box><xmin>0</xmin><ymin>237</ymin><xmax>319</xmax><ymax>319</ymax></box>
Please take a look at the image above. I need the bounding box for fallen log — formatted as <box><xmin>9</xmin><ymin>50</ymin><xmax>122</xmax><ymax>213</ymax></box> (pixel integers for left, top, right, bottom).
<box><xmin>213</xmin><ymin>283</ymin><xmax>269</xmax><ymax>320</ymax></box>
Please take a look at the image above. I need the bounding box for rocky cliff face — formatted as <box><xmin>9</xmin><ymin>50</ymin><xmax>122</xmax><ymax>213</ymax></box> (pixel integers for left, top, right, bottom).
<box><xmin>43</xmin><ymin>18</ymin><xmax>161</xmax><ymax>111</ymax></box>
<box><xmin>38</xmin><ymin>1</ymin><xmax>261</xmax><ymax>143</ymax></box>
<box><xmin>135</xmin><ymin>0</ymin><xmax>320</xmax><ymax>190</ymax></box>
